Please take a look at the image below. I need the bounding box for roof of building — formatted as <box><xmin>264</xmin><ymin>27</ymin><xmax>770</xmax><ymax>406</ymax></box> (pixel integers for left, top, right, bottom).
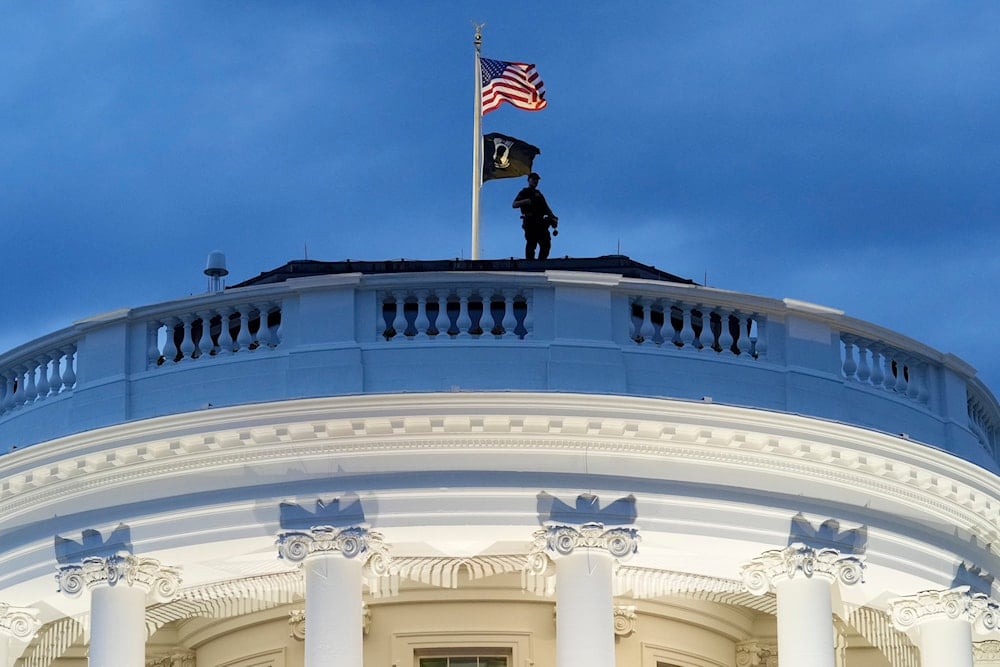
<box><xmin>231</xmin><ymin>255</ymin><xmax>697</xmax><ymax>288</ymax></box>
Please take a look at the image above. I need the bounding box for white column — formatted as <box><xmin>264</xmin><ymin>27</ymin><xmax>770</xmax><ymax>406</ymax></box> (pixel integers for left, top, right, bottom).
<box><xmin>889</xmin><ymin>587</ymin><xmax>998</xmax><ymax>667</ymax></box>
<box><xmin>90</xmin><ymin>584</ymin><xmax>147</xmax><ymax>667</ymax></box>
<box><xmin>57</xmin><ymin>553</ymin><xmax>181</xmax><ymax>667</ymax></box>
<box><xmin>277</xmin><ymin>525</ymin><xmax>390</xmax><ymax>667</ymax></box>
<box><xmin>557</xmin><ymin>550</ymin><xmax>615</xmax><ymax>666</ymax></box>
<box><xmin>530</xmin><ymin>522</ymin><xmax>640</xmax><ymax>667</ymax></box>
<box><xmin>742</xmin><ymin>543</ymin><xmax>865</xmax><ymax>667</ymax></box>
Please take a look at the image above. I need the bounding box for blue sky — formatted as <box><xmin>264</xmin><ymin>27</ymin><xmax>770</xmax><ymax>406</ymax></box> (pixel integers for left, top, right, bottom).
<box><xmin>1</xmin><ymin>2</ymin><xmax>998</xmax><ymax>392</ymax></box>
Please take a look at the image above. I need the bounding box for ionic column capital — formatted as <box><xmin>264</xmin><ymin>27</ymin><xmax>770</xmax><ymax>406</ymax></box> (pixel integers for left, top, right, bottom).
<box><xmin>276</xmin><ymin>525</ymin><xmax>391</xmax><ymax>574</ymax></box>
<box><xmin>0</xmin><ymin>603</ymin><xmax>40</xmax><ymax>641</ymax></box>
<box><xmin>529</xmin><ymin>522</ymin><xmax>639</xmax><ymax>564</ymax></box>
<box><xmin>56</xmin><ymin>552</ymin><xmax>181</xmax><ymax>601</ymax></box>
<box><xmin>741</xmin><ymin>542</ymin><xmax>865</xmax><ymax>594</ymax></box>
<box><xmin>889</xmin><ymin>586</ymin><xmax>1000</xmax><ymax>632</ymax></box>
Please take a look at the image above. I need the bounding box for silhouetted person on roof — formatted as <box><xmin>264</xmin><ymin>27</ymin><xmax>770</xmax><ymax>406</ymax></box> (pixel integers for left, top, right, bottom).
<box><xmin>512</xmin><ymin>172</ymin><xmax>558</xmax><ymax>260</ymax></box>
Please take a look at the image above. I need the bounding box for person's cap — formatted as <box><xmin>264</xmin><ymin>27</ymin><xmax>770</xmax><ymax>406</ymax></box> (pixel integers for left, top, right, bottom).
<box><xmin>528</xmin><ymin>172</ymin><xmax>540</xmax><ymax>180</ymax></box>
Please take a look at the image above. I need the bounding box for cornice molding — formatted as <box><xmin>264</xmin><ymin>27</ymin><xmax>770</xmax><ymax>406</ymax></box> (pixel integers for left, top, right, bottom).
<box><xmin>1</xmin><ymin>394</ymin><xmax>995</xmax><ymax>556</ymax></box>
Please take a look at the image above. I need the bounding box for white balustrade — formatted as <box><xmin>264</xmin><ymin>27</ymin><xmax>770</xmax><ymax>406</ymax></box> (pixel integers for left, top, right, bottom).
<box><xmin>841</xmin><ymin>336</ymin><xmax>929</xmax><ymax>405</ymax></box>
<box><xmin>629</xmin><ymin>298</ymin><xmax>763</xmax><ymax>359</ymax></box>
<box><xmin>0</xmin><ymin>346</ymin><xmax>76</xmax><ymax>417</ymax></box>
<box><xmin>379</xmin><ymin>288</ymin><xmax>530</xmax><ymax>341</ymax></box>
<box><xmin>149</xmin><ymin>303</ymin><xmax>283</xmax><ymax>367</ymax></box>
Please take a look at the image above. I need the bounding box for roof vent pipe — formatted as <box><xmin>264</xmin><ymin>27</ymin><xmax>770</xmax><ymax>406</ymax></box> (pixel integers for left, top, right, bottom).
<box><xmin>204</xmin><ymin>251</ymin><xmax>229</xmax><ymax>293</ymax></box>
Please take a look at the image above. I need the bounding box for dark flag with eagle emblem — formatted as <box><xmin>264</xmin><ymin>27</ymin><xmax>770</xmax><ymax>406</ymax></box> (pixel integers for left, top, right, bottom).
<box><xmin>482</xmin><ymin>133</ymin><xmax>540</xmax><ymax>182</ymax></box>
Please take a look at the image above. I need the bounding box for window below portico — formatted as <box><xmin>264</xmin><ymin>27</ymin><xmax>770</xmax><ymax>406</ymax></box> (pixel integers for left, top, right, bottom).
<box><xmin>418</xmin><ymin>654</ymin><xmax>508</xmax><ymax>667</ymax></box>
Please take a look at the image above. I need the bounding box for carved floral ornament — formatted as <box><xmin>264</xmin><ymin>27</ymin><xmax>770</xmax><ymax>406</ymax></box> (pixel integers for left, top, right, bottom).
<box><xmin>975</xmin><ymin>640</ymin><xmax>1000</xmax><ymax>661</ymax></box>
<box><xmin>56</xmin><ymin>552</ymin><xmax>181</xmax><ymax>601</ymax></box>
<box><xmin>0</xmin><ymin>603</ymin><xmax>41</xmax><ymax>640</ymax></box>
<box><xmin>735</xmin><ymin>641</ymin><xmax>778</xmax><ymax>667</ymax></box>
<box><xmin>741</xmin><ymin>543</ymin><xmax>865</xmax><ymax>595</ymax></box>
<box><xmin>612</xmin><ymin>605</ymin><xmax>637</xmax><ymax>637</ymax></box>
<box><xmin>276</xmin><ymin>525</ymin><xmax>392</xmax><ymax>576</ymax></box>
<box><xmin>889</xmin><ymin>586</ymin><xmax>1000</xmax><ymax>633</ymax></box>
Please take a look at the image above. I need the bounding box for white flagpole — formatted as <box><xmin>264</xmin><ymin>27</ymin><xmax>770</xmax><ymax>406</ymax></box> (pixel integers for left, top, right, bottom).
<box><xmin>471</xmin><ymin>23</ymin><xmax>484</xmax><ymax>260</ymax></box>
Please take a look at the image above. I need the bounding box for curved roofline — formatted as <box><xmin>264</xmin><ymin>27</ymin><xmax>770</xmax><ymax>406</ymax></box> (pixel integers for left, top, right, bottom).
<box><xmin>231</xmin><ymin>254</ymin><xmax>697</xmax><ymax>288</ymax></box>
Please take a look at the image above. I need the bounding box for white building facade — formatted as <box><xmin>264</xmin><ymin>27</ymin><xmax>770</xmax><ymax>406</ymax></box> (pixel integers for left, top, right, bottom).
<box><xmin>1</xmin><ymin>257</ymin><xmax>998</xmax><ymax>667</ymax></box>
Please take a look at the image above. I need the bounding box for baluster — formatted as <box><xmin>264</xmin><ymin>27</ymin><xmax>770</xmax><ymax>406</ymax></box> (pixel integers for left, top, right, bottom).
<box><xmin>23</xmin><ymin>362</ymin><xmax>38</xmax><ymax>403</ymax></box>
<box><xmin>718</xmin><ymin>310</ymin><xmax>734</xmax><ymax>355</ymax></box>
<box><xmin>752</xmin><ymin>316</ymin><xmax>765</xmax><ymax>358</ymax></box>
<box><xmin>391</xmin><ymin>293</ymin><xmax>407</xmax><ymax>341</ymax></box>
<box><xmin>198</xmin><ymin>311</ymin><xmax>216</xmax><ymax>358</ymax></box>
<box><xmin>697</xmin><ymin>308</ymin><xmax>716</xmax><ymax>352</ymax></box>
<box><xmin>61</xmin><ymin>346</ymin><xmax>77</xmax><ymax>390</ymax></box>
<box><xmin>179</xmin><ymin>315</ymin><xmax>196</xmax><ymax>361</ymax></box>
<box><xmin>882</xmin><ymin>352</ymin><xmax>896</xmax><ymax>391</ymax></box>
<box><xmin>161</xmin><ymin>319</ymin><xmax>179</xmax><ymax>363</ymax></box>
<box><xmin>414</xmin><ymin>291</ymin><xmax>431</xmax><ymax>339</ymax></box>
<box><xmin>0</xmin><ymin>373</ymin><xmax>10</xmax><ymax>412</ymax></box>
<box><xmin>895</xmin><ymin>355</ymin><xmax>909</xmax><ymax>394</ymax></box>
<box><xmin>377</xmin><ymin>298</ymin><xmax>390</xmax><ymax>340</ymax></box>
<box><xmin>236</xmin><ymin>309</ymin><xmax>253</xmax><ymax>352</ymax></box>
<box><xmin>869</xmin><ymin>346</ymin><xmax>884</xmax><ymax>389</ymax></box>
<box><xmin>147</xmin><ymin>322</ymin><xmax>162</xmax><ymax>366</ymax></box>
<box><xmin>856</xmin><ymin>341</ymin><xmax>871</xmax><ymax>383</ymax></box>
<box><xmin>502</xmin><ymin>290</ymin><xmax>518</xmax><ymax>339</ymax></box>
<box><xmin>638</xmin><ymin>300</ymin><xmax>654</xmax><ymax>344</ymax></box>
<box><xmin>905</xmin><ymin>359</ymin><xmax>921</xmax><ymax>400</ymax></box>
<box><xmin>456</xmin><ymin>290</ymin><xmax>472</xmax><ymax>338</ymax></box>
<box><xmin>732</xmin><ymin>312</ymin><xmax>746</xmax><ymax>356</ymax></box>
<box><xmin>434</xmin><ymin>292</ymin><xmax>452</xmax><ymax>338</ymax></box>
<box><xmin>34</xmin><ymin>355</ymin><xmax>50</xmax><ymax>399</ymax></box>
<box><xmin>217</xmin><ymin>308</ymin><xmax>235</xmax><ymax>354</ymax></box>
<box><xmin>273</xmin><ymin>306</ymin><xmax>283</xmax><ymax>345</ymax></box>
<box><xmin>521</xmin><ymin>292</ymin><xmax>534</xmax><ymax>339</ymax></box>
<box><xmin>679</xmin><ymin>303</ymin><xmax>695</xmax><ymax>349</ymax></box>
<box><xmin>11</xmin><ymin>366</ymin><xmax>26</xmax><ymax>408</ymax></box>
<box><xmin>842</xmin><ymin>336</ymin><xmax>858</xmax><ymax>380</ymax></box>
<box><xmin>479</xmin><ymin>292</ymin><xmax>497</xmax><ymax>338</ymax></box>
<box><xmin>669</xmin><ymin>306</ymin><xmax>683</xmax><ymax>347</ymax></box>
<box><xmin>48</xmin><ymin>353</ymin><xmax>62</xmax><ymax>395</ymax></box>
<box><xmin>256</xmin><ymin>305</ymin><xmax>275</xmax><ymax>348</ymax></box>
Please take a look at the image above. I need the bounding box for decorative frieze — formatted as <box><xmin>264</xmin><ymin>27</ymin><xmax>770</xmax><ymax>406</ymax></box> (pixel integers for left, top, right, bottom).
<box><xmin>56</xmin><ymin>552</ymin><xmax>181</xmax><ymax>601</ymax></box>
<box><xmin>741</xmin><ymin>543</ymin><xmax>865</xmax><ymax>595</ymax></box>
<box><xmin>146</xmin><ymin>651</ymin><xmax>196</xmax><ymax>667</ymax></box>
<box><xmin>276</xmin><ymin>525</ymin><xmax>391</xmax><ymax>575</ymax></box>
<box><xmin>612</xmin><ymin>605</ymin><xmax>637</xmax><ymax>637</ymax></box>
<box><xmin>975</xmin><ymin>640</ymin><xmax>1000</xmax><ymax>663</ymax></box>
<box><xmin>287</xmin><ymin>604</ymin><xmax>372</xmax><ymax>640</ymax></box>
<box><xmin>0</xmin><ymin>603</ymin><xmax>40</xmax><ymax>640</ymax></box>
<box><xmin>889</xmin><ymin>586</ymin><xmax>999</xmax><ymax>632</ymax></box>
<box><xmin>735</xmin><ymin>640</ymin><xmax>778</xmax><ymax>667</ymax></box>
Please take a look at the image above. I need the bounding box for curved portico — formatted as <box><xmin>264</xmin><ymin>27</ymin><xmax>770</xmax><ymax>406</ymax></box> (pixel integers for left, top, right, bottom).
<box><xmin>1</xmin><ymin>259</ymin><xmax>998</xmax><ymax>666</ymax></box>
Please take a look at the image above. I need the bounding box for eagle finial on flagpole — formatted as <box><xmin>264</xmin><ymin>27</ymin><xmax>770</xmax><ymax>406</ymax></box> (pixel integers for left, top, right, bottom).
<box><xmin>472</xmin><ymin>21</ymin><xmax>485</xmax><ymax>50</ymax></box>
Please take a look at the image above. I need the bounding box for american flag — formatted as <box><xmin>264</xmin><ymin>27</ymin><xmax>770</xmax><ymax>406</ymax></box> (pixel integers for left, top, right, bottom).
<box><xmin>480</xmin><ymin>57</ymin><xmax>547</xmax><ymax>114</ymax></box>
